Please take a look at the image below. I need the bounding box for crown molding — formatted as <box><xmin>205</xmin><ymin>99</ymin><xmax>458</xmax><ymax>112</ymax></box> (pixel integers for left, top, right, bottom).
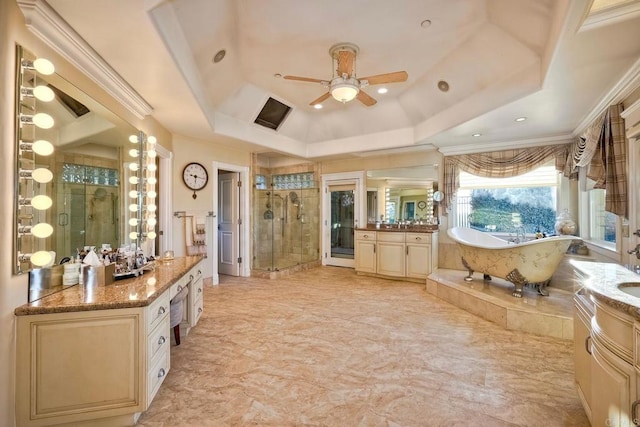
<box><xmin>621</xmin><ymin>96</ymin><xmax>640</xmax><ymax>121</ymax></box>
<box><xmin>580</xmin><ymin>1</ymin><xmax>640</xmax><ymax>32</ymax></box>
<box><xmin>17</xmin><ymin>0</ymin><xmax>153</xmax><ymax>119</ymax></box>
<box><xmin>573</xmin><ymin>55</ymin><xmax>640</xmax><ymax>137</ymax></box>
<box><xmin>437</xmin><ymin>133</ymin><xmax>573</xmax><ymax>156</ymax></box>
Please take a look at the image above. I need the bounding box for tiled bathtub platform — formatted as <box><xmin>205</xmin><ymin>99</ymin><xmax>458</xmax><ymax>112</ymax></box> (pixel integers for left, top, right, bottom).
<box><xmin>427</xmin><ymin>269</ymin><xmax>574</xmax><ymax>340</ymax></box>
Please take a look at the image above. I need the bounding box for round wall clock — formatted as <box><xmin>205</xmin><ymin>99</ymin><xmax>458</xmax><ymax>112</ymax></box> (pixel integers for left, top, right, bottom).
<box><xmin>182</xmin><ymin>162</ymin><xmax>208</xmax><ymax>199</ymax></box>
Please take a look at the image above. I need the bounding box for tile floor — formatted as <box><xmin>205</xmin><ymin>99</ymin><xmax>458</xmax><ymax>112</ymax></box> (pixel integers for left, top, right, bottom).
<box><xmin>137</xmin><ymin>266</ymin><xmax>588</xmax><ymax>426</ymax></box>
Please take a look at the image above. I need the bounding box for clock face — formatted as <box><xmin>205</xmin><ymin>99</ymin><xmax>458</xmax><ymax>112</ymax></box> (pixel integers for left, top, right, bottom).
<box><xmin>182</xmin><ymin>163</ymin><xmax>208</xmax><ymax>191</ymax></box>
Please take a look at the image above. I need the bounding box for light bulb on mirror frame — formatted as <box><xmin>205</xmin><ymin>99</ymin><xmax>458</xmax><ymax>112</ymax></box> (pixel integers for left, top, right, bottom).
<box><xmin>128</xmin><ymin>190</ymin><xmax>138</xmax><ymax>199</ymax></box>
<box><xmin>129</xmin><ymin>134</ymin><xmax>139</xmax><ymax>144</ymax></box>
<box><xmin>32</xmin><ymin>58</ymin><xmax>55</xmax><ymax>75</ymax></box>
<box><xmin>147</xmin><ymin>217</ymin><xmax>157</xmax><ymax>227</ymax></box>
<box><xmin>30</xmin><ymin>250</ymin><xmax>53</xmax><ymax>267</ymax></box>
<box><xmin>128</xmin><ymin>176</ymin><xmax>139</xmax><ymax>185</ymax></box>
<box><xmin>147</xmin><ymin>177</ymin><xmax>157</xmax><ymax>185</ymax></box>
<box><xmin>31</xmin><ymin>168</ymin><xmax>53</xmax><ymax>183</ymax></box>
<box><xmin>147</xmin><ymin>231</ymin><xmax>157</xmax><ymax>240</ymax></box>
<box><xmin>128</xmin><ymin>162</ymin><xmax>139</xmax><ymax>171</ymax></box>
<box><xmin>129</xmin><ymin>231</ymin><xmax>138</xmax><ymax>240</ymax></box>
<box><xmin>21</xmin><ymin>86</ymin><xmax>55</xmax><ymax>102</ymax></box>
<box><xmin>147</xmin><ymin>136</ymin><xmax>157</xmax><ymax>145</ymax></box>
<box><xmin>128</xmin><ymin>149</ymin><xmax>139</xmax><ymax>157</ymax></box>
<box><xmin>147</xmin><ymin>204</ymin><xmax>157</xmax><ymax>212</ymax></box>
<box><xmin>129</xmin><ymin>218</ymin><xmax>139</xmax><ymax>226</ymax></box>
<box><xmin>147</xmin><ymin>149</ymin><xmax>157</xmax><ymax>158</ymax></box>
<box><xmin>129</xmin><ymin>204</ymin><xmax>139</xmax><ymax>212</ymax></box>
<box><xmin>22</xmin><ymin>140</ymin><xmax>54</xmax><ymax>156</ymax></box>
<box><xmin>147</xmin><ymin>190</ymin><xmax>157</xmax><ymax>199</ymax></box>
<box><xmin>147</xmin><ymin>163</ymin><xmax>157</xmax><ymax>172</ymax></box>
<box><xmin>31</xmin><ymin>195</ymin><xmax>52</xmax><ymax>210</ymax></box>
<box><xmin>31</xmin><ymin>223</ymin><xmax>53</xmax><ymax>238</ymax></box>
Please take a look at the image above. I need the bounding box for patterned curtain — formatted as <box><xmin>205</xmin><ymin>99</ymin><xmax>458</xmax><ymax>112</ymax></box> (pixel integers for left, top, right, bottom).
<box><xmin>558</xmin><ymin>103</ymin><xmax>627</xmax><ymax>217</ymax></box>
<box><xmin>441</xmin><ymin>145</ymin><xmax>567</xmax><ymax>213</ymax></box>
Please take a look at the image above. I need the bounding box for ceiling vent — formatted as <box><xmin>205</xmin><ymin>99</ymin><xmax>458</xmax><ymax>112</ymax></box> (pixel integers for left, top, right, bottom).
<box><xmin>254</xmin><ymin>97</ymin><xmax>292</xmax><ymax>131</ymax></box>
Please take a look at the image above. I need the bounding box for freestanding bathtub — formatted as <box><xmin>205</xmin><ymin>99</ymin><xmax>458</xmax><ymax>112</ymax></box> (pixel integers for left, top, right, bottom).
<box><xmin>447</xmin><ymin>227</ymin><xmax>575</xmax><ymax>297</ymax></box>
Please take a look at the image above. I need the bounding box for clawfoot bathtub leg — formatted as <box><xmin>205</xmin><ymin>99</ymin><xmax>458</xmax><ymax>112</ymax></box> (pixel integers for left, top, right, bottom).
<box><xmin>536</xmin><ymin>279</ymin><xmax>551</xmax><ymax>296</ymax></box>
<box><xmin>483</xmin><ymin>274</ymin><xmax>492</xmax><ymax>281</ymax></box>
<box><xmin>461</xmin><ymin>257</ymin><xmax>474</xmax><ymax>282</ymax></box>
<box><xmin>506</xmin><ymin>269</ymin><xmax>528</xmax><ymax>298</ymax></box>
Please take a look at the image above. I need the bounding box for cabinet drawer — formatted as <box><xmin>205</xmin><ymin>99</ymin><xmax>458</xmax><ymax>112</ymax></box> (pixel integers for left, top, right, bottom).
<box><xmin>377</xmin><ymin>232</ymin><xmax>405</xmax><ymax>243</ymax></box>
<box><xmin>146</xmin><ymin>292</ymin><xmax>170</xmax><ymax>333</ymax></box>
<box><xmin>170</xmin><ymin>275</ymin><xmax>188</xmax><ymax>300</ymax></box>
<box><xmin>355</xmin><ymin>231</ymin><xmax>376</xmax><ymax>240</ymax></box>
<box><xmin>147</xmin><ymin>313</ymin><xmax>170</xmax><ymax>364</ymax></box>
<box><xmin>193</xmin><ymin>296</ymin><xmax>204</xmax><ymax>326</ymax></box>
<box><xmin>147</xmin><ymin>348</ymin><xmax>170</xmax><ymax>406</ymax></box>
<box><xmin>405</xmin><ymin>232</ymin><xmax>431</xmax><ymax>244</ymax></box>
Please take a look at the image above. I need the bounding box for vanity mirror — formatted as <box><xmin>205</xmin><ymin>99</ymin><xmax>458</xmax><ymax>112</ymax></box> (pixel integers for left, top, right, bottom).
<box><xmin>14</xmin><ymin>45</ymin><xmax>148</xmax><ymax>301</ymax></box>
<box><xmin>366</xmin><ymin>165</ymin><xmax>438</xmax><ymax>223</ymax></box>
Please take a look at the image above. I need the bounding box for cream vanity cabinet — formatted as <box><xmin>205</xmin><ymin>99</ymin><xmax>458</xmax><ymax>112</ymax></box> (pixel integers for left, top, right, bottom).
<box><xmin>15</xmin><ymin>258</ymin><xmax>203</xmax><ymax>427</ymax></box>
<box><xmin>574</xmin><ymin>291</ymin><xmax>640</xmax><ymax>427</ymax></box>
<box><xmin>355</xmin><ymin>230</ymin><xmax>438</xmax><ymax>281</ymax></box>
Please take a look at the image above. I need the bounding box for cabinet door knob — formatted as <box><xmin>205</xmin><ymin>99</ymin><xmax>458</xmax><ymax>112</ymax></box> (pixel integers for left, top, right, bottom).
<box><xmin>198</xmin><ymin>287</ymin><xmax>202</xmax><ymax>293</ymax></box>
<box><xmin>158</xmin><ymin>336</ymin><xmax>166</xmax><ymax>345</ymax></box>
<box><xmin>177</xmin><ymin>285</ymin><xmax>183</xmax><ymax>292</ymax></box>
<box><xmin>157</xmin><ymin>368</ymin><xmax>166</xmax><ymax>379</ymax></box>
<box><xmin>158</xmin><ymin>306</ymin><xmax>166</xmax><ymax>316</ymax></box>
<box><xmin>198</xmin><ymin>307</ymin><xmax>203</xmax><ymax>314</ymax></box>
<box><xmin>585</xmin><ymin>336</ymin><xmax>592</xmax><ymax>355</ymax></box>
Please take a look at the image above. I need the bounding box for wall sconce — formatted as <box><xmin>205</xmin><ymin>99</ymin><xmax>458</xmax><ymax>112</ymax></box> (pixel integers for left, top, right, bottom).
<box><xmin>15</xmin><ymin>46</ymin><xmax>56</xmax><ymax>274</ymax></box>
<box><xmin>128</xmin><ymin>131</ymin><xmax>158</xmax><ymax>249</ymax></box>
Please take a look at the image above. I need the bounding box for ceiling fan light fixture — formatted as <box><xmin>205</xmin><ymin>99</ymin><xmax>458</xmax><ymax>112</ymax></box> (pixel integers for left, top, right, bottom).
<box><xmin>330</xmin><ymin>77</ymin><xmax>359</xmax><ymax>103</ymax></box>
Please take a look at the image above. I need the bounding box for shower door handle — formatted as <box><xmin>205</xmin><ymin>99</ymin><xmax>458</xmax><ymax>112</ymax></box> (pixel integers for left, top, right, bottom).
<box><xmin>58</xmin><ymin>213</ymin><xmax>69</xmax><ymax>226</ymax></box>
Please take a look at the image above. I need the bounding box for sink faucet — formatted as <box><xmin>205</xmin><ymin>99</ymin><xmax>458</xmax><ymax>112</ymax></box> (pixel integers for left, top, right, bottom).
<box><xmin>628</xmin><ymin>244</ymin><xmax>640</xmax><ymax>259</ymax></box>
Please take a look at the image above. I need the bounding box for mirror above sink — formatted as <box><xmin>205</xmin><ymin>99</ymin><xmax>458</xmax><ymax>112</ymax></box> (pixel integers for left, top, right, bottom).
<box><xmin>366</xmin><ymin>165</ymin><xmax>439</xmax><ymax>224</ymax></box>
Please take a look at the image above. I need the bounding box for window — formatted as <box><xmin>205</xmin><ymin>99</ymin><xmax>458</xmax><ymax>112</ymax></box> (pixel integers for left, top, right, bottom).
<box><xmin>454</xmin><ymin>164</ymin><xmax>559</xmax><ymax>236</ymax></box>
<box><xmin>588</xmin><ymin>188</ymin><xmax>617</xmax><ymax>244</ymax></box>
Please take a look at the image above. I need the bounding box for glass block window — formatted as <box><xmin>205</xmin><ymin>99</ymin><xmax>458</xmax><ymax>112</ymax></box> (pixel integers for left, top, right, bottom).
<box><xmin>62</xmin><ymin>163</ymin><xmax>119</xmax><ymax>187</ymax></box>
<box><xmin>272</xmin><ymin>172</ymin><xmax>315</xmax><ymax>189</ymax></box>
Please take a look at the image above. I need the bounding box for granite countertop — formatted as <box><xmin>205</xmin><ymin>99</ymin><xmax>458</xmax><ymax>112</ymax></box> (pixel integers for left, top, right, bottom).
<box><xmin>571</xmin><ymin>260</ymin><xmax>640</xmax><ymax>320</ymax></box>
<box><xmin>357</xmin><ymin>225</ymin><xmax>439</xmax><ymax>233</ymax></box>
<box><xmin>15</xmin><ymin>256</ymin><xmax>204</xmax><ymax>316</ymax></box>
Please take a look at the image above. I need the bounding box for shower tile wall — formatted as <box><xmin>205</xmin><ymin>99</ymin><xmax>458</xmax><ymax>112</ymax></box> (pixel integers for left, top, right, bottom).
<box><xmin>252</xmin><ymin>159</ymin><xmax>320</xmax><ymax>272</ymax></box>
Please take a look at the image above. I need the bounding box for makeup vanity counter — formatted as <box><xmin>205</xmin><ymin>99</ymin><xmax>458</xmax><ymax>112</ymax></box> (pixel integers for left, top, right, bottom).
<box><xmin>571</xmin><ymin>260</ymin><xmax>640</xmax><ymax>427</ymax></box>
<box><xmin>14</xmin><ymin>256</ymin><xmax>205</xmax><ymax>427</ymax></box>
<box><xmin>355</xmin><ymin>227</ymin><xmax>438</xmax><ymax>282</ymax></box>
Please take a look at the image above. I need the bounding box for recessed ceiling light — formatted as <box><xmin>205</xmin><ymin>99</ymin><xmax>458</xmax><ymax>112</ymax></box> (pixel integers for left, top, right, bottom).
<box><xmin>515</xmin><ymin>116</ymin><xmax>527</xmax><ymax>122</ymax></box>
<box><xmin>274</xmin><ymin>73</ymin><xmax>282</xmax><ymax>78</ymax></box>
<box><xmin>420</xmin><ymin>19</ymin><xmax>432</xmax><ymax>28</ymax></box>
<box><xmin>472</xmin><ymin>133</ymin><xmax>482</xmax><ymax>137</ymax></box>
<box><xmin>212</xmin><ymin>49</ymin><xmax>226</xmax><ymax>63</ymax></box>
<box><xmin>437</xmin><ymin>80</ymin><xmax>449</xmax><ymax>92</ymax></box>
<box><xmin>377</xmin><ymin>87</ymin><xmax>388</xmax><ymax>94</ymax></box>
<box><xmin>313</xmin><ymin>104</ymin><xmax>323</xmax><ymax>109</ymax></box>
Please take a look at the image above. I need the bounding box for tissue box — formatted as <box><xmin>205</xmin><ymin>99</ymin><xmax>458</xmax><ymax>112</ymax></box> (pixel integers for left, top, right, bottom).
<box><xmin>83</xmin><ymin>264</ymin><xmax>115</xmax><ymax>286</ymax></box>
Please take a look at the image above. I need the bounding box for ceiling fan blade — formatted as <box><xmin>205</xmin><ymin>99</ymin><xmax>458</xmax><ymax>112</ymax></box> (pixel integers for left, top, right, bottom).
<box><xmin>337</xmin><ymin>50</ymin><xmax>355</xmax><ymax>77</ymax></box>
<box><xmin>283</xmin><ymin>75</ymin><xmax>325</xmax><ymax>83</ymax></box>
<box><xmin>356</xmin><ymin>90</ymin><xmax>377</xmax><ymax>107</ymax></box>
<box><xmin>359</xmin><ymin>71</ymin><xmax>408</xmax><ymax>85</ymax></box>
<box><xmin>309</xmin><ymin>92</ymin><xmax>331</xmax><ymax>106</ymax></box>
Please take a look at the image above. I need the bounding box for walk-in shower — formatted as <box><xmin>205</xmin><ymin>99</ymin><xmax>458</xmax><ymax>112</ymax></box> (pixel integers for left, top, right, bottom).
<box><xmin>253</xmin><ymin>175</ymin><xmax>319</xmax><ymax>272</ymax></box>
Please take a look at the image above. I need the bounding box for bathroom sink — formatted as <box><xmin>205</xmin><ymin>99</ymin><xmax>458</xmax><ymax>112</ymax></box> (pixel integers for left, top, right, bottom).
<box><xmin>617</xmin><ymin>283</ymin><xmax>640</xmax><ymax>298</ymax></box>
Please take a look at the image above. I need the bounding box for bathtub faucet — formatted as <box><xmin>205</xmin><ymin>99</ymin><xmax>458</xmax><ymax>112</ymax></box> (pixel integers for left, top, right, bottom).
<box><xmin>628</xmin><ymin>244</ymin><xmax>640</xmax><ymax>259</ymax></box>
<box><xmin>509</xmin><ymin>226</ymin><xmax>527</xmax><ymax>244</ymax></box>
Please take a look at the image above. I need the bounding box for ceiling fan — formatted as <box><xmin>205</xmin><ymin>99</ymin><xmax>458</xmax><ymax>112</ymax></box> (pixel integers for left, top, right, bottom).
<box><xmin>283</xmin><ymin>43</ymin><xmax>408</xmax><ymax>107</ymax></box>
